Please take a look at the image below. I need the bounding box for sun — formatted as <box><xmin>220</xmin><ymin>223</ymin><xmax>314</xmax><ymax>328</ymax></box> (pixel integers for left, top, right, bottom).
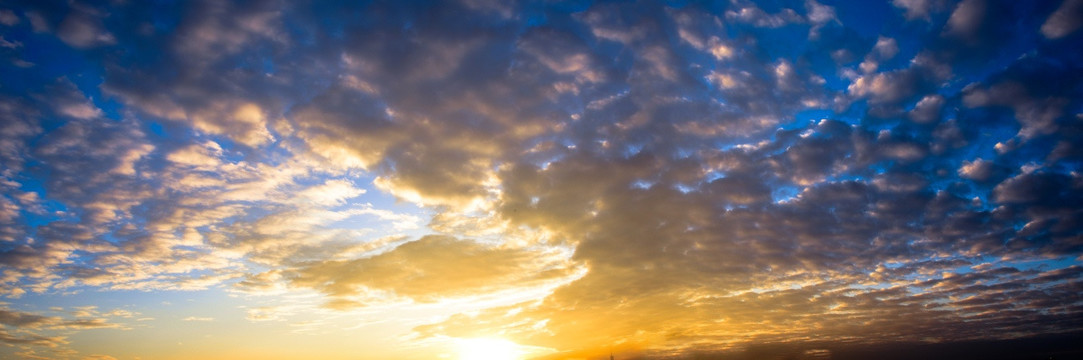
<box><xmin>456</xmin><ymin>338</ymin><xmax>524</xmax><ymax>360</ymax></box>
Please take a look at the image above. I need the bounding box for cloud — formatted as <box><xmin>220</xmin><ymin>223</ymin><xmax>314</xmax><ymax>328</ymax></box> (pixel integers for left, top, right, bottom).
<box><xmin>96</xmin><ymin>0</ymin><xmax>289</xmax><ymax>149</ymax></box>
<box><xmin>290</xmin><ymin>235</ymin><xmax>580</xmax><ymax>307</ymax></box>
<box><xmin>848</xmin><ymin>68</ymin><xmax>924</xmax><ymax>105</ymax></box>
<box><xmin>671</xmin><ymin>10</ymin><xmax>733</xmax><ymax>61</ymax></box>
<box><xmin>0</xmin><ymin>329</ymin><xmax>66</xmax><ymax>348</ymax></box>
<box><xmin>574</xmin><ymin>2</ymin><xmax>654</xmax><ymax>44</ymax></box>
<box><xmin>295</xmin><ymin>179</ymin><xmax>365</xmax><ymax>206</ymax></box>
<box><xmin>31</xmin><ymin>116</ymin><xmax>153</xmax><ymax>224</ymax></box>
<box><xmin>46</xmin><ymin>78</ymin><xmax>103</xmax><ymax>120</ymax></box>
<box><xmin>805</xmin><ymin>0</ymin><xmax>838</xmax><ymax>39</ymax></box>
<box><xmin>725</xmin><ymin>3</ymin><xmax>804</xmax><ymax>28</ymax></box>
<box><xmin>2</xmin><ymin>1</ymin><xmax>1083</xmax><ymax>358</ymax></box>
<box><xmin>945</xmin><ymin>0</ymin><xmax>986</xmax><ymax>37</ymax></box>
<box><xmin>993</xmin><ymin>171</ymin><xmax>1076</xmax><ymax>206</ymax></box>
<box><xmin>958</xmin><ymin>158</ymin><xmax>994</xmax><ymax>181</ymax></box>
<box><xmin>805</xmin><ymin>0</ymin><xmax>837</xmax><ymax>25</ymax></box>
<box><xmin>0</xmin><ymin>309</ymin><xmax>51</xmax><ymax>328</ymax></box>
<box><xmin>963</xmin><ymin>82</ymin><xmax>1068</xmax><ymax>139</ymax></box>
<box><xmin>1042</xmin><ymin>0</ymin><xmax>1083</xmax><ymax>39</ymax></box>
<box><xmin>892</xmin><ymin>0</ymin><xmax>938</xmax><ymax>20</ymax></box>
<box><xmin>873</xmin><ymin>36</ymin><xmax>899</xmax><ymax>59</ymax></box>
<box><xmin>0</xmin><ymin>305</ymin><xmax>125</xmax><ymax>356</ymax></box>
<box><xmin>0</xmin><ymin>9</ymin><xmax>18</xmax><ymax>26</ymax></box>
<box><xmin>0</xmin><ymin>35</ymin><xmax>20</xmax><ymax>49</ymax></box>
<box><xmin>910</xmin><ymin>94</ymin><xmax>945</xmax><ymax>123</ymax></box>
<box><xmin>191</xmin><ymin>102</ymin><xmax>275</xmax><ymax>147</ymax></box>
<box><xmin>26</xmin><ymin>11</ymin><xmax>50</xmax><ymax>33</ymax></box>
<box><xmin>171</xmin><ymin>0</ymin><xmax>285</xmax><ymax>64</ymax></box>
<box><xmin>519</xmin><ymin>27</ymin><xmax>605</xmax><ymax>84</ymax></box>
<box><xmin>56</xmin><ymin>5</ymin><xmax>116</xmax><ymax>48</ymax></box>
<box><xmin>82</xmin><ymin>355</ymin><xmax>119</xmax><ymax>360</ymax></box>
<box><xmin>244</xmin><ymin>306</ymin><xmax>288</xmax><ymax>322</ymax></box>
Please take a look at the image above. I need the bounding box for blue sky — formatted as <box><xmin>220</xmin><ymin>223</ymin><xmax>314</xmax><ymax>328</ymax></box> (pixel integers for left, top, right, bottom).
<box><xmin>0</xmin><ymin>0</ymin><xmax>1082</xmax><ymax>359</ymax></box>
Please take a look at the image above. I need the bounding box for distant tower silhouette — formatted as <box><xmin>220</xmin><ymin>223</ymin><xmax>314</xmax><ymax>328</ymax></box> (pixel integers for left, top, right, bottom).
<box><xmin>610</xmin><ymin>353</ymin><xmax>614</xmax><ymax>360</ymax></box>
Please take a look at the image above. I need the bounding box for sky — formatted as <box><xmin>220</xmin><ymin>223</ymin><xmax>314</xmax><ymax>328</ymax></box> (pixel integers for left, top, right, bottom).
<box><xmin>0</xmin><ymin>0</ymin><xmax>1081</xmax><ymax>359</ymax></box>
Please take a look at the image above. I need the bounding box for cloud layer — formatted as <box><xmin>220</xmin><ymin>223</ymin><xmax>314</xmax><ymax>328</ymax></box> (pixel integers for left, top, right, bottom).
<box><xmin>0</xmin><ymin>0</ymin><xmax>1082</xmax><ymax>358</ymax></box>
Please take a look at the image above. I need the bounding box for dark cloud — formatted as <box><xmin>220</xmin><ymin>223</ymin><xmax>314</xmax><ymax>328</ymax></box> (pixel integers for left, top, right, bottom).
<box><xmin>0</xmin><ymin>329</ymin><xmax>65</xmax><ymax>347</ymax></box>
<box><xmin>994</xmin><ymin>171</ymin><xmax>1083</xmax><ymax>210</ymax></box>
<box><xmin>55</xmin><ymin>3</ymin><xmax>114</xmax><ymax>48</ymax></box>
<box><xmin>0</xmin><ymin>305</ymin><xmax>123</xmax><ymax>352</ymax></box>
<box><xmin>0</xmin><ymin>309</ymin><xmax>50</xmax><ymax>328</ymax></box>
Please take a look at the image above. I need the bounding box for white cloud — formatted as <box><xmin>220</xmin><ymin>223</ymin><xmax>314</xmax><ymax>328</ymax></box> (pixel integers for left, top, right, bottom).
<box><xmin>296</xmin><ymin>179</ymin><xmax>365</xmax><ymax>206</ymax></box>
<box><xmin>58</xmin><ymin>102</ymin><xmax>102</xmax><ymax>119</ymax></box>
<box><xmin>805</xmin><ymin>0</ymin><xmax>837</xmax><ymax>24</ymax></box>
<box><xmin>874</xmin><ymin>37</ymin><xmax>899</xmax><ymax>59</ymax></box>
<box><xmin>893</xmin><ymin>0</ymin><xmax>935</xmax><ymax>20</ymax></box>
<box><xmin>958</xmin><ymin>158</ymin><xmax>993</xmax><ymax>181</ymax></box>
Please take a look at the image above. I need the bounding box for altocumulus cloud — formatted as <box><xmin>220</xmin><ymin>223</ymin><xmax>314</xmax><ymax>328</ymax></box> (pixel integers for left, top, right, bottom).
<box><xmin>0</xmin><ymin>0</ymin><xmax>1082</xmax><ymax>359</ymax></box>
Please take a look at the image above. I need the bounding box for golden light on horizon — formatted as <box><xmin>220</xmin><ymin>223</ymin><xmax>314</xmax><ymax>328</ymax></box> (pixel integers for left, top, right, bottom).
<box><xmin>456</xmin><ymin>338</ymin><xmax>525</xmax><ymax>360</ymax></box>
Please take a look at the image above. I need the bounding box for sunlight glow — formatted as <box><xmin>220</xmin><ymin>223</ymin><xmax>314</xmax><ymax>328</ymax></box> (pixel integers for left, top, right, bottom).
<box><xmin>456</xmin><ymin>338</ymin><xmax>524</xmax><ymax>360</ymax></box>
